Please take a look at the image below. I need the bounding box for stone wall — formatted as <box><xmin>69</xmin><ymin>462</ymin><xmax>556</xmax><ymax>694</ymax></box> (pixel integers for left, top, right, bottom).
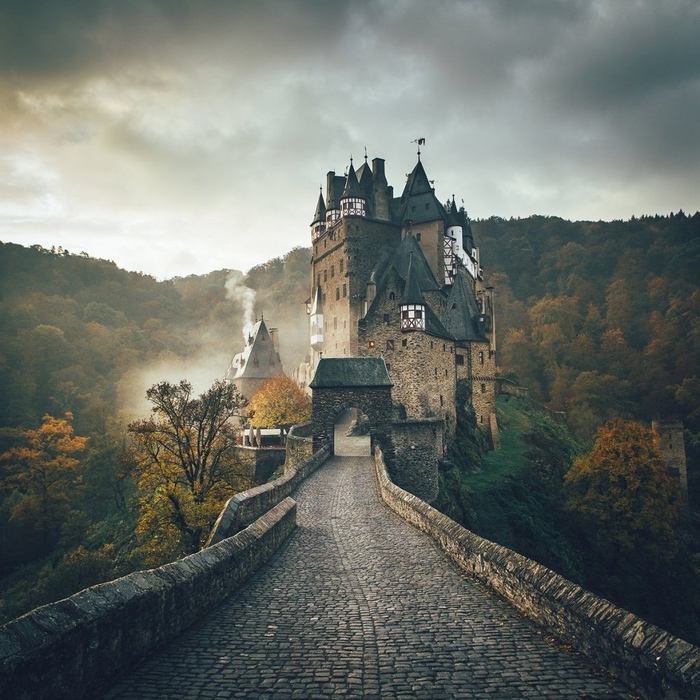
<box><xmin>357</xmin><ymin>280</ymin><xmax>456</xmax><ymax>431</ymax></box>
<box><xmin>232</xmin><ymin>444</ymin><xmax>286</xmax><ymax>483</ymax></box>
<box><xmin>391</xmin><ymin>418</ymin><xmax>442</xmax><ymax>502</ymax></box>
<box><xmin>0</xmin><ymin>499</ymin><xmax>297</xmax><ymax>700</ymax></box>
<box><xmin>284</xmin><ymin>422</ymin><xmax>315</xmax><ymax>473</ymax></box>
<box><xmin>373</xmin><ymin>447</ymin><xmax>700</xmax><ymax>700</ymax></box>
<box><xmin>311</xmin><ymin>385</ymin><xmax>394</xmax><ymax>462</ymax></box>
<box><xmin>206</xmin><ymin>444</ymin><xmax>330</xmax><ymax>546</ymax></box>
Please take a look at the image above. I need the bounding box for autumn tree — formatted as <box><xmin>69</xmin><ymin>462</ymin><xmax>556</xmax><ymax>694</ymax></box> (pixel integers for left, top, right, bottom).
<box><xmin>128</xmin><ymin>379</ymin><xmax>249</xmax><ymax>565</ymax></box>
<box><xmin>247</xmin><ymin>375</ymin><xmax>311</xmax><ymax>433</ymax></box>
<box><xmin>0</xmin><ymin>413</ymin><xmax>88</xmax><ymax>553</ymax></box>
<box><xmin>564</xmin><ymin>418</ymin><xmax>682</xmax><ymax>571</ymax></box>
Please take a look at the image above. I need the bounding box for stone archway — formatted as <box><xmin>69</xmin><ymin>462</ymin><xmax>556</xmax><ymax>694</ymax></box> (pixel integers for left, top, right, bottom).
<box><xmin>334</xmin><ymin>407</ymin><xmax>371</xmax><ymax>457</ymax></box>
<box><xmin>309</xmin><ymin>358</ymin><xmax>394</xmax><ymax>461</ymax></box>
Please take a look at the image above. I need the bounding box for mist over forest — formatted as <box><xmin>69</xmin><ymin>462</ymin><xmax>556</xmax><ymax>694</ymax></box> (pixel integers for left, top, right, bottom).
<box><xmin>0</xmin><ymin>211</ymin><xmax>699</xmax><ymax>639</ymax></box>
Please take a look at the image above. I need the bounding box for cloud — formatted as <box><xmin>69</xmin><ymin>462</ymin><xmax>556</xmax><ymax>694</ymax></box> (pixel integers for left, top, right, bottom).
<box><xmin>0</xmin><ymin>0</ymin><xmax>698</xmax><ymax>278</ymax></box>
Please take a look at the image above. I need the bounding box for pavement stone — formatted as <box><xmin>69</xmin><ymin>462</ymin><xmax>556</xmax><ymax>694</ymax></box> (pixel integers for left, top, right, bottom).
<box><xmin>101</xmin><ymin>442</ymin><xmax>633</xmax><ymax>699</ymax></box>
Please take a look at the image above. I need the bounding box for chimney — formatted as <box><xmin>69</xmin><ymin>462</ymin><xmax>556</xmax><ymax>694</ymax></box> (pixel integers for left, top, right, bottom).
<box><xmin>269</xmin><ymin>327</ymin><xmax>280</xmax><ymax>354</ymax></box>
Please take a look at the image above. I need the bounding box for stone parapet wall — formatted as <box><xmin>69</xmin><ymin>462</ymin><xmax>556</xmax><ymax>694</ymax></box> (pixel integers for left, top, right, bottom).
<box><xmin>285</xmin><ymin>422</ymin><xmax>315</xmax><ymax>473</ymax></box>
<box><xmin>206</xmin><ymin>444</ymin><xmax>330</xmax><ymax>546</ymax></box>
<box><xmin>373</xmin><ymin>447</ymin><xmax>700</xmax><ymax>700</ymax></box>
<box><xmin>0</xmin><ymin>498</ymin><xmax>297</xmax><ymax>700</ymax></box>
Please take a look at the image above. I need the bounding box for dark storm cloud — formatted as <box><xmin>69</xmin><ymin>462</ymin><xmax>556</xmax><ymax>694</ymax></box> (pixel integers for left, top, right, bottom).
<box><xmin>0</xmin><ymin>0</ymin><xmax>697</xmax><ymax>278</ymax></box>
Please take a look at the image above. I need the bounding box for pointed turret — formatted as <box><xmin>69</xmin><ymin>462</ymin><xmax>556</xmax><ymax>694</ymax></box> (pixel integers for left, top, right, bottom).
<box><xmin>340</xmin><ymin>160</ymin><xmax>366</xmax><ymax>218</ymax></box>
<box><xmin>311</xmin><ymin>188</ymin><xmax>326</xmax><ymax>241</ymax></box>
<box><xmin>400</xmin><ymin>252</ymin><xmax>426</xmax><ymax>332</ymax></box>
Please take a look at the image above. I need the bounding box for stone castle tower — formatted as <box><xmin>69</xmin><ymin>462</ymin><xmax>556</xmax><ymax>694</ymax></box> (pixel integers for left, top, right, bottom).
<box><xmin>305</xmin><ymin>150</ymin><xmax>497</xmax><ymax>446</ymax></box>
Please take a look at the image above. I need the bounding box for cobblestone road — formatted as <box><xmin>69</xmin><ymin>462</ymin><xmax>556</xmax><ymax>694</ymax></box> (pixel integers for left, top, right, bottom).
<box><xmin>102</xmin><ymin>448</ymin><xmax>632</xmax><ymax>699</ymax></box>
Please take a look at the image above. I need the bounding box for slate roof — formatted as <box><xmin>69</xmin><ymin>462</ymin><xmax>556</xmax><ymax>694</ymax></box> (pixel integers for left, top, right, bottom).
<box><xmin>312</xmin><ymin>189</ymin><xmax>326</xmax><ymax>224</ymax></box>
<box><xmin>442</xmin><ymin>269</ymin><xmax>488</xmax><ymax>342</ymax></box>
<box><xmin>309</xmin><ymin>357</ymin><xmax>393</xmax><ymax>388</ymax></box>
<box><xmin>341</xmin><ymin>162</ymin><xmax>363</xmax><ymax>200</ymax></box>
<box><xmin>227</xmin><ymin>318</ymin><xmax>284</xmax><ymax>380</ymax></box>
<box><xmin>399</xmin><ymin>160</ymin><xmax>447</xmax><ymax>225</ymax></box>
<box><xmin>401</xmin><ymin>253</ymin><xmax>425</xmax><ymax>305</ymax></box>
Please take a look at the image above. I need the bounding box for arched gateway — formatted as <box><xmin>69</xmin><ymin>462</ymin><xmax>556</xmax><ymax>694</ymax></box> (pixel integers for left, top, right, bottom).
<box><xmin>309</xmin><ymin>357</ymin><xmax>394</xmax><ymax>461</ymax></box>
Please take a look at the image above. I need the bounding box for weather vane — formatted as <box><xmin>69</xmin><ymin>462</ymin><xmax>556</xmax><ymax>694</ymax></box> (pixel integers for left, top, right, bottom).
<box><xmin>411</xmin><ymin>137</ymin><xmax>426</xmax><ymax>160</ymax></box>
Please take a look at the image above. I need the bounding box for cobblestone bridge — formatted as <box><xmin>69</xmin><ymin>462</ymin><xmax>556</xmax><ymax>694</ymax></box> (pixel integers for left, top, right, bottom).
<box><xmin>102</xmin><ymin>433</ymin><xmax>632</xmax><ymax>699</ymax></box>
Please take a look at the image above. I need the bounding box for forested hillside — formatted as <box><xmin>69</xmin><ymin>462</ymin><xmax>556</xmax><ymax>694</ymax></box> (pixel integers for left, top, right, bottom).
<box><xmin>474</xmin><ymin>212</ymin><xmax>700</xmax><ymax>443</ymax></box>
<box><xmin>1</xmin><ymin>211</ymin><xmax>698</xmax><ymax>632</ymax></box>
<box><xmin>0</xmin><ymin>242</ymin><xmax>309</xmax><ymax>621</ymax></box>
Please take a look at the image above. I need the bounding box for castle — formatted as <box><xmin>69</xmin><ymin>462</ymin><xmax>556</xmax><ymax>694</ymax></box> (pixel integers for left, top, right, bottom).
<box><xmin>302</xmin><ymin>148</ymin><xmax>498</xmax><ymax>449</ymax></box>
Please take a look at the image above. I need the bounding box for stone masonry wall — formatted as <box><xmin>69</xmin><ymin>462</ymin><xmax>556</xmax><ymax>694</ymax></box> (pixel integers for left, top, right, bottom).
<box><xmin>391</xmin><ymin>419</ymin><xmax>443</xmax><ymax>502</ymax></box>
<box><xmin>207</xmin><ymin>444</ymin><xmax>330</xmax><ymax>546</ymax></box>
<box><xmin>373</xmin><ymin>447</ymin><xmax>700</xmax><ymax>700</ymax></box>
<box><xmin>357</xmin><ymin>284</ymin><xmax>456</xmax><ymax>433</ymax></box>
<box><xmin>0</xmin><ymin>499</ymin><xmax>297</xmax><ymax>700</ymax></box>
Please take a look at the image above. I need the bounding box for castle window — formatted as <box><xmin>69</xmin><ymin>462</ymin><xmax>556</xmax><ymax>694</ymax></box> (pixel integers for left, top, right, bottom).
<box><xmin>440</xmin><ymin>395</ymin><xmax>444</xmax><ymax>406</ymax></box>
<box><xmin>324</xmin><ymin>239</ymin><xmax>327</xmax><ymax>249</ymax></box>
<box><xmin>316</xmin><ymin>274</ymin><xmax>321</xmax><ymax>287</ymax></box>
<box><xmin>445</xmin><ymin>370</ymin><xmax>448</xmax><ymax>377</ymax></box>
<box><xmin>451</xmin><ymin>302</ymin><xmax>457</xmax><ymax>310</ymax></box>
<box><xmin>456</xmin><ymin>354</ymin><xmax>464</xmax><ymax>366</ymax></box>
<box><xmin>481</xmin><ymin>383</ymin><xmax>486</xmax><ymax>393</ymax></box>
<box><xmin>340</xmin><ymin>259</ymin><xmax>344</xmax><ymax>273</ymax></box>
<box><xmin>480</xmin><ymin>415</ymin><xmax>484</xmax><ymax>424</ymax></box>
<box><xmin>434</xmin><ymin>368</ymin><xmax>438</xmax><ymax>376</ymax></box>
<box><xmin>416</xmin><ymin>233</ymin><xmax>421</xmax><ymax>241</ymax></box>
<box><xmin>343</xmin><ymin>283</ymin><xmax>347</xmax><ymax>297</ymax></box>
<box><xmin>389</xmin><ymin>292</ymin><xmax>396</xmax><ymax>301</ymax></box>
<box><xmin>331</xmin><ymin>265</ymin><xmax>335</xmax><ymax>278</ymax></box>
<box><xmin>443</xmin><ymin>343</ymin><xmax>446</xmax><ymax>351</ymax></box>
<box><xmin>479</xmin><ymin>351</ymin><xmax>484</xmax><ymax>365</ymax></box>
<box><xmin>368</xmin><ymin>340</ymin><xmax>375</xmax><ymax>348</ymax></box>
<box><xmin>386</xmin><ymin>363</ymin><xmax>391</xmax><ymax>372</ymax></box>
<box><xmin>383</xmin><ymin>313</ymin><xmax>390</xmax><ymax>324</ymax></box>
<box><xmin>323</xmin><ymin>269</ymin><xmax>327</xmax><ymax>282</ymax></box>
<box><xmin>402</xmin><ymin>338</ymin><xmax>407</xmax><ymax>347</ymax></box>
<box><xmin>430</xmin><ymin>341</ymin><xmax>434</xmax><ymax>349</ymax></box>
<box><xmin>336</xmin><ymin>287</ymin><xmax>340</xmax><ymax>300</ymax></box>
<box><xmin>386</xmin><ymin>339</ymin><xmax>394</xmax><ymax>351</ymax></box>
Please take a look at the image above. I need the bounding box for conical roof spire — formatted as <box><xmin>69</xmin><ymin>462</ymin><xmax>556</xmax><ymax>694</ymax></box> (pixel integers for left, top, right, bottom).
<box><xmin>401</xmin><ymin>251</ymin><xmax>425</xmax><ymax>306</ymax></box>
<box><xmin>341</xmin><ymin>160</ymin><xmax>363</xmax><ymax>200</ymax></box>
<box><xmin>312</xmin><ymin>187</ymin><xmax>326</xmax><ymax>224</ymax></box>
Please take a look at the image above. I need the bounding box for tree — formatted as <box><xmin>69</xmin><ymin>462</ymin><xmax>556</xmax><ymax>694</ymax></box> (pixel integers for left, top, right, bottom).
<box><xmin>247</xmin><ymin>375</ymin><xmax>311</xmax><ymax>432</ymax></box>
<box><xmin>128</xmin><ymin>380</ymin><xmax>248</xmax><ymax>564</ymax></box>
<box><xmin>0</xmin><ymin>413</ymin><xmax>88</xmax><ymax>553</ymax></box>
<box><xmin>564</xmin><ymin>418</ymin><xmax>682</xmax><ymax>570</ymax></box>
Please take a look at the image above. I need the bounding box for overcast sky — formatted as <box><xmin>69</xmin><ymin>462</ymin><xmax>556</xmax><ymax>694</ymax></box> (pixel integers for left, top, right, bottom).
<box><xmin>1</xmin><ymin>0</ymin><xmax>698</xmax><ymax>279</ymax></box>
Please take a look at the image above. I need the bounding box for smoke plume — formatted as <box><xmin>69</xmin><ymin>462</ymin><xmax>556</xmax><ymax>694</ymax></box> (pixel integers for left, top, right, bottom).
<box><xmin>225</xmin><ymin>270</ymin><xmax>256</xmax><ymax>340</ymax></box>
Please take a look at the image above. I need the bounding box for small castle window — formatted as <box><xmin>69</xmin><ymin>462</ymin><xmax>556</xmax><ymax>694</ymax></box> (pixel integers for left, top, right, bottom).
<box><xmin>323</xmin><ymin>269</ymin><xmax>327</xmax><ymax>282</ymax></box>
<box><xmin>451</xmin><ymin>303</ymin><xmax>457</xmax><ymax>310</ymax></box>
<box><xmin>416</xmin><ymin>233</ymin><xmax>421</xmax><ymax>241</ymax></box>
<box><xmin>481</xmin><ymin>383</ymin><xmax>486</xmax><ymax>393</ymax></box>
<box><xmin>434</xmin><ymin>368</ymin><xmax>438</xmax><ymax>376</ymax></box>
<box><xmin>383</xmin><ymin>313</ymin><xmax>390</xmax><ymax>324</ymax></box>
<box><xmin>386</xmin><ymin>363</ymin><xmax>391</xmax><ymax>372</ymax></box>
<box><xmin>456</xmin><ymin>354</ymin><xmax>464</xmax><ymax>366</ymax></box>
<box><xmin>443</xmin><ymin>343</ymin><xmax>446</xmax><ymax>351</ymax></box>
<box><xmin>402</xmin><ymin>338</ymin><xmax>407</xmax><ymax>347</ymax></box>
<box><xmin>479</xmin><ymin>351</ymin><xmax>484</xmax><ymax>365</ymax></box>
<box><xmin>336</xmin><ymin>287</ymin><xmax>340</xmax><ymax>300</ymax></box>
<box><xmin>386</xmin><ymin>339</ymin><xmax>394</xmax><ymax>350</ymax></box>
<box><xmin>389</xmin><ymin>292</ymin><xmax>396</xmax><ymax>301</ymax></box>
<box><xmin>368</xmin><ymin>340</ymin><xmax>375</xmax><ymax>348</ymax></box>
<box><xmin>331</xmin><ymin>265</ymin><xmax>335</xmax><ymax>278</ymax></box>
<box><xmin>340</xmin><ymin>259</ymin><xmax>344</xmax><ymax>273</ymax></box>
<box><xmin>343</xmin><ymin>283</ymin><xmax>347</xmax><ymax>297</ymax></box>
<box><xmin>480</xmin><ymin>415</ymin><xmax>484</xmax><ymax>424</ymax></box>
<box><xmin>440</xmin><ymin>395</ymin><xmax>444</xmax><ymax>406</ymax></box>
